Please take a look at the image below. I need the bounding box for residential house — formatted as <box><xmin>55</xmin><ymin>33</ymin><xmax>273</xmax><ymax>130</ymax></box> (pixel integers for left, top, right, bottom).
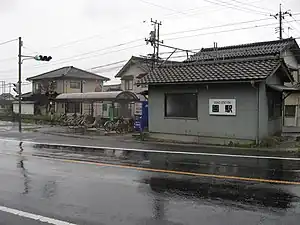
<box><xmin>138</xmin><ymin>56</ymin><xmax>298</xmax><ymax>144</ymax></box>
<box><xmin>0</xmin><ymin>93</ymin><xmax>15</xmax><ymax>114</ymax></box>
<box><xmin>187</xmin><ymin>38</ymin><xmax>300</xmax><ymax>127</ymax></box>
<box><xmin>26</xmin><ymin>66</ymin><xmax>110</xmax><ymax>115</ymax></box>
<box><xmin>114</xmin><ymin>56</ymin><xmax>171</xmax><ymax>116</ymax></box>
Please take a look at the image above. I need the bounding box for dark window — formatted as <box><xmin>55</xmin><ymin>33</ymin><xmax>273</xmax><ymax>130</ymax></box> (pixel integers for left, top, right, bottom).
<box><xmin>34</xmin><ymin>82</ymin><xmax>42</xmax><ymax>93</ymax></box>
<box><xmin>66</xmin><ymin>103</ymin><xmax>80</xmax><ymax>114</ymax></box>
<box><xmin>165</xmin><ymin>93</ymin><xmax>197</xmax><ymax>118</ymax></box>
<box><xmin>70</xmin><ymin>81</ymin><xmax>80</xmax><ymax>89</ymax></box>
<box><xmin>268</xmin><ymin>91</ymin><xmax>282</xmax><ymax>119</ymax></box>
<box><xmin>102</xmin><ymin>103</ymin><xmax>107</xmax><ymax>111</ymax></box>
<box><xmin>285</xmin><ymin>105</ymin><xmax>296</xmax><ymax>117</ymax></box>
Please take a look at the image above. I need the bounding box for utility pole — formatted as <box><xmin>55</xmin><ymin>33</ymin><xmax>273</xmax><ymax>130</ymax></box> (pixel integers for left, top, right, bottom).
<box><xmin>8</xmin><ymin>83</ymin><xmax>12</xmax><ymax>94</ymax></box>
<box><xmin>271</xmin><ymin>4</ymin><xmax>292</xmax><ymax>39</ymax></box>
<box><xmin>145</xmin><ymin>19</ymin><xmax>163</xmax><ymax>69</ymax></box>
<box><xmin>18</xmin><ymin>37</ymin><xmax>22</xmax><ymax>133</ymax></box>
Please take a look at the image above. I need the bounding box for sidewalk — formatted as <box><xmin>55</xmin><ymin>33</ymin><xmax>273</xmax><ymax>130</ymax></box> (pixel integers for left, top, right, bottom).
<box><xmin>0</xmin><ymin>127</ymin><xmax>299</xmax><ymax>158</ymax></box>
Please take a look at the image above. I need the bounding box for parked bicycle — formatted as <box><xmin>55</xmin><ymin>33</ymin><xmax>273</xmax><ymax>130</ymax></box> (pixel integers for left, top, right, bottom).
<box><xmin>103</xmin><ymin>117</ymin><xmax>128</xmax><ymax>134</ymax></box>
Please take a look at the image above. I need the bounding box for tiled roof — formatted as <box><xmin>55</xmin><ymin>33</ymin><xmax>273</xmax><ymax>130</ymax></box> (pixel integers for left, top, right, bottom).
<box><xmin>27</xmin><ymin>66</ymin><xmax>110</xmax><ymax>81</ymax></box>
<box><xmin>188</xmin><ymin>38</ymin><xmax>297</xmax><ymax>62</ymax></box>
<box><xmin>138</xmin><ymin>57</ymin><xmax>286</xmax><ymax>84</ymax></box>
<box><xmin>115</xmin><ymin>56</ymin><xmax>179</xmax><ymax>78</ymax></box>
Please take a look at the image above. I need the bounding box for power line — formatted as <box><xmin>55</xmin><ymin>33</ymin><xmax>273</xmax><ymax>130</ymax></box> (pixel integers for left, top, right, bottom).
<box><xmin>26</xmin><ymin>44</ymin><xmax>145</xmax><ymax>71</ymax></box>
<box><xmin>91</xmin><ymin>65</ymin><xmax>125</xmax><ymax>74</ymax></box>
<box><xmin>137</xmin><ymin>0</ymin><xmax>188</xmax><ymax>15</ymax></box>
<box><xmin>22</xmin><ymin>45</ymin><xmax>39</xmax><ymax>54</ymax></box>
<box><xmin>90</xmin><ymin>60</ymin><xmax>127</xmax><ymax>70</ymax></box>
<box><xmin>162</xmin><ymin>17</ymin><xmax>274</xmax><ymax>36</ymax></box>
<box><xmin>164</xmin><ymin>20</ymin><xmax>299</xmax><ymax>41</ymax></box>
<box><xmin>45</xmin><ymin>38</ymin><xmax>143</xmax><ymax>64</ymax></box>
<box><xmin>229</xmin><ymin>0</ymin><xmax>271</xmax><ymax>12</ymax></box>
<box><xmin>0</xmin><ymin>43</ymin><xmax>145</xmax><ymax>74</ymax></box>
<box><xmin>0</xmin><ymin>38</ymin><xmax>18</xmax><ymax>47</ymax></box>
<box><xmin>203</xmin><ymin>0</ymin><xmax>269</xmax><ymax>16</ymax></box>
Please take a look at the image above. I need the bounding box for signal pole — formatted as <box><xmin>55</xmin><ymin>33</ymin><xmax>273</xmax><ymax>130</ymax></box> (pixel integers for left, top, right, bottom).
<box><xmin>18</xmin><ymin>37</ymin><xmax>22</xmax><ymax>133</ymax></box>
<box><xmin>271</xmin><ymin>4</ymin><xmax>292</xmax><ymax>39</ymax></box>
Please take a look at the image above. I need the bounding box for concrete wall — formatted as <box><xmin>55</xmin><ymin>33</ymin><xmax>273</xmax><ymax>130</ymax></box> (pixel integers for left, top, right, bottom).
<box><xmin>13</xmin><ymin>102</ymin><xmax>34</xmax><ymax>115</ymax></box>
<box><xmin>148</xmin><ymin>83</ymin><xmax>269</xmax><ymax>142</ymax></box>
<box><xmin>283</xmin><ymin>49</ymin><xmax>298</xmax><ymax>69</ymax></box>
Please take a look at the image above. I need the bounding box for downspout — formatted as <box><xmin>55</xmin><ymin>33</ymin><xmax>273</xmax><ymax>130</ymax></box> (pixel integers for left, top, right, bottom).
<box><xmin>296</xmin><ymin>97</ymin><xmax>299</xmax><ymax>126</ymax></box>
<box><xmin>80</xmin><ymin>80</ymin><xmax>83</xmax><ymax>114</ymax></box>
<box><xmin>251</xmin><ymin>81</ymin><xmax>260</xmax><ymax>145</ymax></box>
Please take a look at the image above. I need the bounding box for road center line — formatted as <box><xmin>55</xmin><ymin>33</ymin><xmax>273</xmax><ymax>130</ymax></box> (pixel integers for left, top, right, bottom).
<box><xmin>0</xmin><ymin>149</ymin><xmax>299</xmax><ymax>186</ymax></box>
<box><xmin>38</xmin><ymin>155</ymin><xmax>300</xmax><ymax>185</ymax></box>
<box><xmin>0</xmin><ymin>205</ymin><xmax>76</xmax><ymax>225</ymax></box>
<box><xmin>0</xmin><ymin>138</ymin><xmax>300</xmax><ymax>161</ymax></box>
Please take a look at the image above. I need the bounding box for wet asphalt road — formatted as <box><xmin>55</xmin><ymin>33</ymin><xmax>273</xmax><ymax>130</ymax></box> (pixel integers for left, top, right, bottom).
<box><xmin>0</xmin><ymin>140</ymin><xmax>300</xmax><ymax>224</ymax></box>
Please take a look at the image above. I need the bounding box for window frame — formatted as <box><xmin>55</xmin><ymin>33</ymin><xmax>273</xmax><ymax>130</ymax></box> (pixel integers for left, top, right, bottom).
<box><xmin>70</xmin><ymin>81</ymin><xmax>81</xmax><ymax>89</ymax></box>
<box><xmin>66</xmin><ymin>102</ymin><xmax>81</xmax><ymax>114</ymax></box>
<box><xmin>285</xmin><ymin>105</ymin><xmax>296</xmax><ymax>118</ymax></box>
<box><xmin>124</xmin><ymin>80</ymin><xmax>133</xmax><ymax>90</ymax></box>
<box><xmin>267</xmin><ymin>90</ymin><xmax>282</xmax><ymax>120</ymax></box>
<box><xmin>164</xmin><ymin>93</ymin><xmax>198</xmax><ymax>119</ymax></box>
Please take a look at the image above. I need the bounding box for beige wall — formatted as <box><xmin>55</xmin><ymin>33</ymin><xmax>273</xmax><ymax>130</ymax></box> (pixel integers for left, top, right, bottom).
<box><xmin>120</xmin><ymin>64</ymin><xmax>148</xmax><ymax>93</ymax></box>
<box><xmin>32</xmin><ymin>79</ymin><xmax>104</xmax><ymax>94</ymax></box>
<box><xmin>282</xmin><ymin>50</ymin><xmax>300</xmax><ymax>126</ymax></box>
<box><xmin>32</xmin><ymin>79</ymin><xmax>104</xmax><ymax>116</ymax></box>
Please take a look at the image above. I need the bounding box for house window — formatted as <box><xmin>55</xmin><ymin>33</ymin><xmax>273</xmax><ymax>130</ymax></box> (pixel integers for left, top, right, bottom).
<box><xmin>285</xmin><ymin>105</ymin><xmax>296</xmax><ymax>117</ymax></box>
<box><xmin>124</xmin><ymin>80</ymin><xmax>133</xmax><ymax>90</ymax></box>
<box><xmin>165</xmin><ymin>93</ymin><xmax>197</xmax><ymax>118</ymax></box>
<box><xmin>66</xmin><ymin>102</ymin><xmax>80</xmax><ymax>114</ymax></box>
<box><xmin>70</xmin><ymin>81</ymin><xmax>80</xmax><ymax>89</ymax></box>
<box><xmin>268</xmin><ymin>91</ymin><xmax>282</xmax><ymax>119</ymax></box>
<box><xmin>103</xmin><ymin>103</ymin><xmax>107</xmax><ymax>111</ymax></box>
<box><xmin>34</xmin><ymin>82</ymin><xmax>41</xmax><ymax>93</ymax></box>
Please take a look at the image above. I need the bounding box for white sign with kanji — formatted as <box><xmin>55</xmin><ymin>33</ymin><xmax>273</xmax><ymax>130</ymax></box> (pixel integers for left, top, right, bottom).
<box><xmin>209</xmin><ymin>99</ymin><xmax>236</xmax><ymax>116</ymax></box>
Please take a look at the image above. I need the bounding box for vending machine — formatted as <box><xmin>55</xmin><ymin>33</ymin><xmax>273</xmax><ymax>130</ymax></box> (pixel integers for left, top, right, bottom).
<box><xmin>134</xmin><ymin>101</ymin><xmax>148</xmax><ymax>132</ymax></box>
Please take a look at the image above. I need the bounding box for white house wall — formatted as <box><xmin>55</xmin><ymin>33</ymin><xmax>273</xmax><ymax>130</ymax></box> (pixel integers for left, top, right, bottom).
<box><xmin>13</xmin><ymin>103</ymin><xmax>34</xmax><ymax>115</ymax></box>
<box><xmin>283</xmin><ymin>49</ymin><xmax>300</xmax><ymax>126</ymax></box>
<box><xmin>120</xmin><ymin>64</ymin><xmax>147</xmax><ymax>93</ymax></box>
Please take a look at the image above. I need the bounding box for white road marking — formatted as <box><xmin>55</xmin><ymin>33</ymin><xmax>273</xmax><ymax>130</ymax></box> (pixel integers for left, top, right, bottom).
<box><xmin>0</xmin><ymin>205</ymin><xmax>76</xmax><ymax>224</ymax></box>
<box><xmin>0</xmin><ymin>138</ymin><xmax>300</xmax><ymax>161</ymax></box>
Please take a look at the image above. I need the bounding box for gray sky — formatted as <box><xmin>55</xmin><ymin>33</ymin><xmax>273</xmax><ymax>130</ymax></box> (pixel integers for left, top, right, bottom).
<box><xmin>0</xmin><ymin>0</ymin><xmax>299</xmax><ymax>93</ymax></box>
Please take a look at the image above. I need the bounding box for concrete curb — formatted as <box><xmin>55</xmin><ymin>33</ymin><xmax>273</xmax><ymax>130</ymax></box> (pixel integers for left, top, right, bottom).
<box><xmin>28</xmin><ymin>142</ymin><xmax>300</xmax><ymax>160</ymax></box>
<box><xmin>127</xmin><ymin>139</ymin><xmax>295</xmax><ymax>152</ymax></box>
<box><xmin>40</xmin><ymin>131</ymin><xmax>300</xmax><ymax>153</ymax></box>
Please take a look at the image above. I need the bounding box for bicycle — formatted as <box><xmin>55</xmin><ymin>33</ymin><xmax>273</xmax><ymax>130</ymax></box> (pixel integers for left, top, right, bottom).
<box><xmin>104</xmin><ymin>117</ymin><xmax>128</xmax><ymax>134</ymax></box>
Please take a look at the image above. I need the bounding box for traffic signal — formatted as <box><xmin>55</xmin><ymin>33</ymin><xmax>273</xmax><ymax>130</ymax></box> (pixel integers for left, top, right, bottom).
<box><xmin>34</xmin><ymin>55</ymin><xmax>52</xmax><ymax>61</ymax></box>
<box><xmin>13</xmin><ymin>83</ymin><xmax>20</xmax><ymax>94</ymax></box>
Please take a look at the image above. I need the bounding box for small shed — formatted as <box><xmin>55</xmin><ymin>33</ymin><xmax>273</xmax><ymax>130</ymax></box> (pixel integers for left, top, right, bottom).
<box><xmin>138</xmin><ymin>56</ymin><xmax>300</xmax><ymax>144</ymax></box>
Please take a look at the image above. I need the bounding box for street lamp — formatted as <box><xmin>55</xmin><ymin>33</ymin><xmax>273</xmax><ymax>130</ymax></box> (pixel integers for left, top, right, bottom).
<box><xmin>18</xmin><ymin>37</ymin><xmax>52</xmax><ymax>132</ymax></box>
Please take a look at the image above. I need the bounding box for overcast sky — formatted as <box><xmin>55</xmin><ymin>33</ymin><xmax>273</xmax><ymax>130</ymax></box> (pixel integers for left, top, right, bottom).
<box><xmin>0</xmin><ymin>0</ymin><xmax>299</xmax><ymax>93</ymax></box>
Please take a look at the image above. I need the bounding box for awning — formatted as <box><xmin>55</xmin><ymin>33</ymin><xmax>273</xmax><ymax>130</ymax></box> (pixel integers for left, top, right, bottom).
<box><xmin>267</xmin><ymin>84</ymin><xmax>300</xmax><ymax>92</ymax></box>
<box><xmin>55</xmin><ymin>91</ymin><xmax>140</xmax><ymax>102</ymax></box>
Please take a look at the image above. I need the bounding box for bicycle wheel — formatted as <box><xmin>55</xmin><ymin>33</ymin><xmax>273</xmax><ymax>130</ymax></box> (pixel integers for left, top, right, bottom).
<box><xmin>104</xmin><ymin>121</ymin><xmax>113</xmax><ymax>132</ymax></box>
